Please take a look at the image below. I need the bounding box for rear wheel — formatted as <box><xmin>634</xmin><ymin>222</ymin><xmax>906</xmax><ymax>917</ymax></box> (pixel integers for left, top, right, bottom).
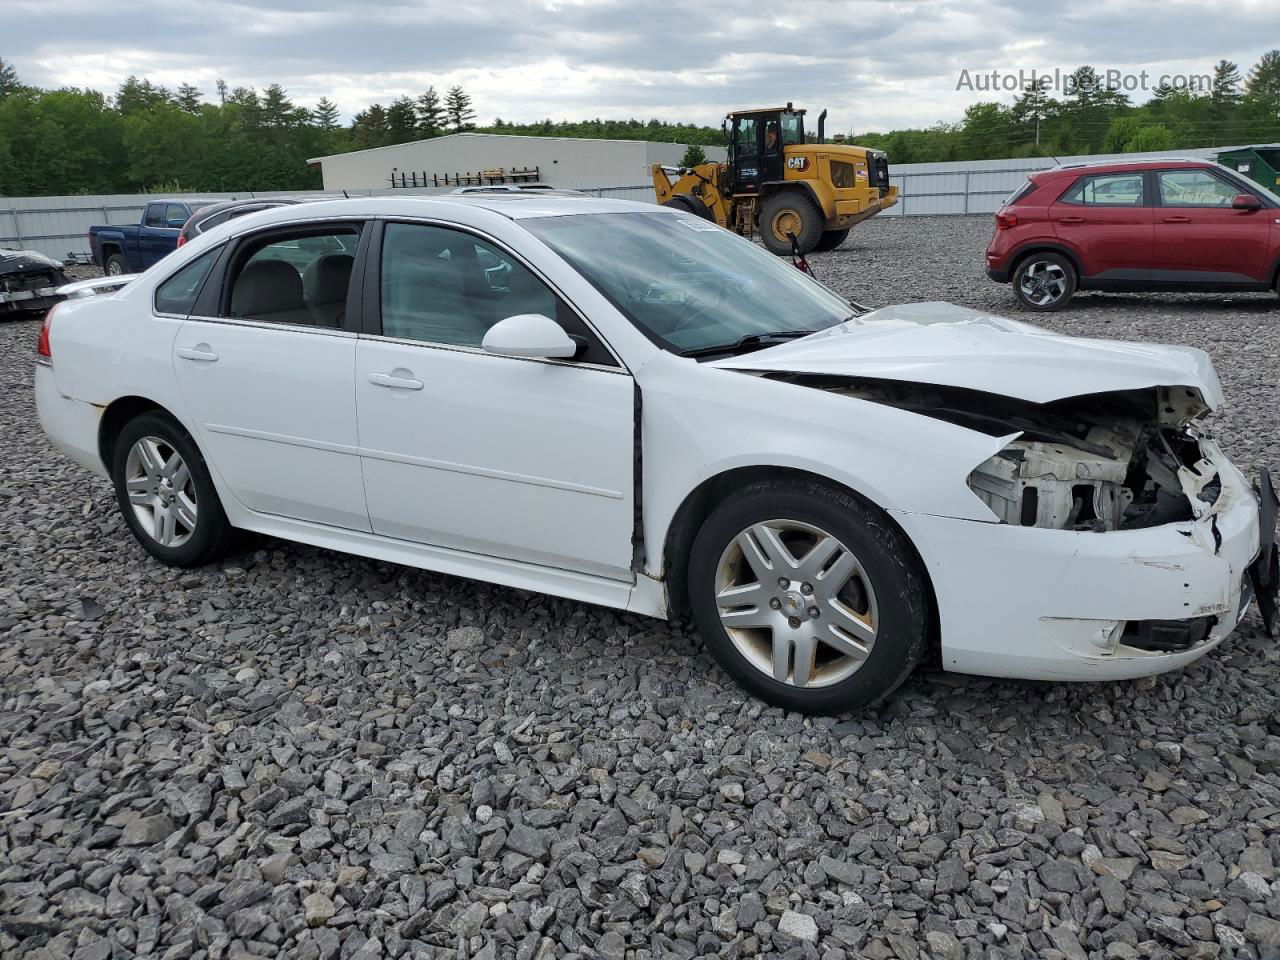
<box><xmin>688</xmin><ymin>479</ymin><xmax>930</xmax><ymax>714</ymax></box>
<box><xmin>1013</xmin><ymin>252</ymin><xmax>1076</xmax><ymax>311</ymax></box>
<box><xmin>760</xmin><ymin>192</ymin><xmax>824</xmax><ymax>255</ymax></box>
<box><xmin>111</xmin><ymin>412</ymin><xmax>235</xmax><ymax>567</ymax></box>
<box><xmin>813</xmin><ymin>228</ymin><xmax>850</xmax><ymax>252</ymax></box>
<box><xmin>104</xmin><ymin>253</ymin><xmax>128</xmax><ymax>276</ymax></box>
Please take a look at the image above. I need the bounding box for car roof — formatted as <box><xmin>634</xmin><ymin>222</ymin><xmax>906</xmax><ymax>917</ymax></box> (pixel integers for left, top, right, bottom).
<box><xmin>1038</xmin><ymin>157</ymin><xmax>1213</xmax><ymax>177</ymax></box>
<box><xmin>216</xmin><ymin>194</ymin><xmax>662</xmax><ymax>228</ymax></box>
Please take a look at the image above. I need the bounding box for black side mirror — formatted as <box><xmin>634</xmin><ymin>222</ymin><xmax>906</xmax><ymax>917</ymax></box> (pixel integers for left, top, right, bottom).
<box><xmin>167</xmin><ymin>218</ymin><xmax>186</xmax><ymax>228</ymax></box>
<box><xmin>1232</xmin><ymin>194</ymin><xmax>1262</xmax><ymax>211</ymax></box>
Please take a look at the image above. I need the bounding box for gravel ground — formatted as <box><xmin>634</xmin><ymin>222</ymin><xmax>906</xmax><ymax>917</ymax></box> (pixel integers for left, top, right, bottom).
<box><xmin>3</xmin><ymin>216</ymin><xmax>1280</xmax><ymax>960</ymax></box>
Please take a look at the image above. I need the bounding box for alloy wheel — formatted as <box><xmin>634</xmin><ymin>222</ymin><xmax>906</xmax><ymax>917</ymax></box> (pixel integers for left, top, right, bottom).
<box><xmin>1018</xmin><ymin>260</ymin><xmax>1068</xmax><ymax>306</ymax></box>
<box><xmin>124</xmin><ymin>436</ymin><xmax>198</xmax><ymax>548</ymax></box>
<box><xmin>714</xmin><ymin>519</ymin><xmax>879</xmax><ymax>688</ymax></box>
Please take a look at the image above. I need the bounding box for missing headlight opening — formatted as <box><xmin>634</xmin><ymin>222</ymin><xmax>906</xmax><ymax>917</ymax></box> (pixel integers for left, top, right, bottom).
<box><xmin>775</xmin><ymin>375</ymin><xmax>1221</xmax><ymax>532</ymax></box>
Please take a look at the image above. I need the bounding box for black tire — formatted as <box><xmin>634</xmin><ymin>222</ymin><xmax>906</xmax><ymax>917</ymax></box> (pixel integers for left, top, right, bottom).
<box><xmin>813</xmin><ymin>228</ymin><xmax>850</xmax><ymax>252</ymax></box>
<box><xmin>104</xmin><ymin>253</ymin><xmax>128</xmax><ymax>276</ymax></box>
<box><xmin>688</xmin><ymin>479</ymin><xmax>930</xmax><ymax>714</ymax></box>
<box><xmin>760</xmin><ymin>191</ymin><xmax>824</xmax><ymax>256</ymax></box>
<box><xmin>1012</xmin><ymin>252</ymin><xmax>1077</xmax><ymax>311</ymax></box>
<box><xmin>662</xmin><ymin>195</ymin><xmax>713</xmax><ymax>220</ymax></box>
<box><xmin>111</xmin><ymin>411</ymin><xmax>235</xmax><ymax>567</ymax></box>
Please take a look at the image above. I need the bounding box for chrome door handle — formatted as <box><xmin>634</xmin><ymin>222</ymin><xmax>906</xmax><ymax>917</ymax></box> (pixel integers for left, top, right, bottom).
<box><xmin>369</xmin><ymin>372</ymin><xmax>424</xmax><ymax>390</ymax></box>
<box><xmin>177</xmin><ymin>346</ymin><xmax>219</xmax><ymax>362</ymax></box>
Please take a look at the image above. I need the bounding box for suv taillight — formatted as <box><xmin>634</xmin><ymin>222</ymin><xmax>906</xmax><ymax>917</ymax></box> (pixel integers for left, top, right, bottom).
<box><xmin>176</xmin><ymin>233</ymin><xmax>187</xmax><ymax>247</ymax></box>
<box><xmin>995</xmin><ymin>211</ymin><xmax>1018</xmax><ymax>230</ymax></box>
<box><xmin>36</xmin><ymin>310</ymin><xmax>53</xmax><ymax>364</ymax></box>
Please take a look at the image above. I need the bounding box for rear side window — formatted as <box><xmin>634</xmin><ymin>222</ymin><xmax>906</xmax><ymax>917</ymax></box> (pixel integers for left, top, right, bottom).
<box><xmin>1005</xmin><ymin>180</ymin><xmax>1039</xmax><ymax>205</ymax></box>
<box><xmin>143</xmin><ymin>204</ymin><xmax>167</xmax><ymax>227</ymax></box>
<box><xmin>1060</xmin><ymin>172</ymin><xmax>1145</xmax><ymax>206</ymax></box>
<box><xmin>225</xmin><ymin>227</ymin><xmax>361</xmax><ymax>327</ymax></box>
<box><xmin>154</xmin><ymin>250</ymin><xmax>218</xmax><ymax>316</ymax></box>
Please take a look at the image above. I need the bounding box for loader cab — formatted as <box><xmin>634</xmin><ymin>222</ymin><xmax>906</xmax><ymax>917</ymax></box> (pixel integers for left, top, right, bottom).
<box><xmin>726</xmin><ymin>105</ymin><xmax>806</xmax><ymax>194</ymax></box>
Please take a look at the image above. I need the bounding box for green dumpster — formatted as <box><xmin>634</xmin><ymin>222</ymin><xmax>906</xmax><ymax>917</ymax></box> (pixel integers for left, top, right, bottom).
<box><xmin>1218</xmin><ymin>145</ymin><xmax>1280</xmax><ymax>191</ymax></box>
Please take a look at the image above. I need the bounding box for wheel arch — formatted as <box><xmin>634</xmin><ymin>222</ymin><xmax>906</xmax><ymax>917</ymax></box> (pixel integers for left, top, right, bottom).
<box><xmin>98</xmin><ymin>395</ymin><xmax>178</xmax><ymax>472</ymax></box>
<box><xmin>659</xmin><ymin>464</ymin><xmax>939</xmax><ymax>650</ymax></box>
<box><xmin>757</xmin><ymin>181</ymin><xmax>828</xmax><ymax>219</ymax></box>
<box><xmin>1008</xmin><ymin>242</ymin><xmax>1083</xmax><ymax>282</ymax></box>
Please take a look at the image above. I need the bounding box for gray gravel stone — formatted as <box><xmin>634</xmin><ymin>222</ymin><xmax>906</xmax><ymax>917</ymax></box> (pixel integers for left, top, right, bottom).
<box><xmin>779</xmin><ymin>909</ymin><xmax>819</xmax><ymax>943</ymax></box>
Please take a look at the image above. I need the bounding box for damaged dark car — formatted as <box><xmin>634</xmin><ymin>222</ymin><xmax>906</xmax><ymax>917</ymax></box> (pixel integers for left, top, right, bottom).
<box><xmin>0</xmin><ymin>248</ymin><xmax>70</xmax><ymax>317</ymax></box>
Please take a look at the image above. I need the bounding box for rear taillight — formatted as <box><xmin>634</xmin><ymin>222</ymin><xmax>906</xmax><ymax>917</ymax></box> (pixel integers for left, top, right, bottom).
<box><xmin>36</xmin><ymin>310</ymin><xmax>53</xmax><ymax>364</ymax></box>
<box><xmin>995</xmin><ymin>211</ymin><xmax>1018</xmax><ymax>230</ymax></box>
<box><xmin>176</xmin><ymin>233</ymin><xmax>187</xmax><ymax>247</ymax></box>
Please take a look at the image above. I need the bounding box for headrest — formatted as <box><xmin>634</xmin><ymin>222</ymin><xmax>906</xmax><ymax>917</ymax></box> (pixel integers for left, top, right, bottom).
<box><xmin>231</xmin><ymin>259</ymin><xmax>304</xmax><ymax>317</ymax></box>
<box><xmin>303</xmin><ymin>253</ymin><xmax>354</xmax><ymax>305</ymax></box>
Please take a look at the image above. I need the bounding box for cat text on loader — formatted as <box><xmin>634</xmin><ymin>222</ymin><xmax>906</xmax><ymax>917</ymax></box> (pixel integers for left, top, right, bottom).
<box><xmin>652</xmin><ymin>104</ymin><xmax>897</xmax><ymax>255</ymax></box>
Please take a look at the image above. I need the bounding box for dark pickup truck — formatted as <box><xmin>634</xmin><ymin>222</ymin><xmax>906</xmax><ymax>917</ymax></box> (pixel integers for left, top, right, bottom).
<box><xmin>89</xmin><ymin>198</ymin><xmax>218</xmax><ymax>275</ymax></box>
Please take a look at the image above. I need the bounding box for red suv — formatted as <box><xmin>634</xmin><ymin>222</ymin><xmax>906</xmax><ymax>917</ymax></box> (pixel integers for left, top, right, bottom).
<box><xmin>986</xmin><ymin>159</ymin><xmax>1280</xmax><ymax>310</ymax></box>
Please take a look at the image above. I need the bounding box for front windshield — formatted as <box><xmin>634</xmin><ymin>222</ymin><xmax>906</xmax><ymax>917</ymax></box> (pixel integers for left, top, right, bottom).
<box><xmin>523</xmin><ymin>212</ymin><xmax>854</xmax><ymax>354</ymax></box>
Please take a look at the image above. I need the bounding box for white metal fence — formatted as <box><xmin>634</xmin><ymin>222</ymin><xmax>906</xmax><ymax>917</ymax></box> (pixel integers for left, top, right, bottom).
<box><xmin>0</xmin><ymin>145</ymin><xmax>1230</xmax><ymax>260</ymax></box>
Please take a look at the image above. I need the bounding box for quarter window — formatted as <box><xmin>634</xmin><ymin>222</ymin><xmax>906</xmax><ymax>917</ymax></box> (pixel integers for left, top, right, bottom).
<box><xmin>154</xmin><ymin>249</ymin><xmax>218</xmax><ymax>316</ymax></box>
<box><xmin>225</xmin><ymin>227</ymin><xmax>360</xmax><ymax>327</ymax></box>
<box><xmin>1060</xmin><ymin>173</ymin><xmax>1145</xmax><ymax>206</ymax></box>
<box><xmin>1157</xmin><ymin>170</ymin><xmax>1240</xmax><ymax>207</ymax></box>
<box><xmin>378</xmin><ymin>222</ymin><xmax>615</xmax><ymax>364</ymax></box>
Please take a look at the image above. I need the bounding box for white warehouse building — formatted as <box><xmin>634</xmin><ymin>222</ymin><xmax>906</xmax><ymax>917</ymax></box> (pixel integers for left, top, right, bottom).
<box><xmin>308</xmin><ymin>133</ymin><xmax>726</xmax><ymax>194</ymax></box>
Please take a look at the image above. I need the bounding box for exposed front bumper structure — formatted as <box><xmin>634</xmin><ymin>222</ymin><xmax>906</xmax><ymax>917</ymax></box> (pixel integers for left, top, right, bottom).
<box><xmin>894</xmin><ymin>448</ymin><xmax>1275</xmax><ymax>681</ymax></box>
<box><xmin>0</xmin><ymin>284</ymin><xmax>61</xmax><ymax>314</ymax></box>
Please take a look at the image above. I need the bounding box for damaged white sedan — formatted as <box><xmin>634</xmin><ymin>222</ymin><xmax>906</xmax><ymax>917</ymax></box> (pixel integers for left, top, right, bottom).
<box><xmin>35</xmin><ymin>195</ymin><xmax>1279</xmax><ymax>713</ymax></box>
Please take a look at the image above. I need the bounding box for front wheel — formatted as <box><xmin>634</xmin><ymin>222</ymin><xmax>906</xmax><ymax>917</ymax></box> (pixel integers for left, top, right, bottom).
<box><xmin>663</xmin><ymin>194</ymin><xmax>713</xmax><ymax>221</ymax></box>
<box><xmin>688</xmin><ymin>480</ymin><xmax>931</xmax><ymax>713</ymax></box>
<box><xmin>760</xmin><ymin>192</ymin><xmax>824</xmax><ymax>255</ymax></box>
<box><xmin>111</xmin><ymin>412</ymin><xmax>235</xmax><ymax>567</ymax></box>
<box><xmin>1013</xmin><ymin>252</ymin><xmax>1076</xmax><ymax>311</ymax></box>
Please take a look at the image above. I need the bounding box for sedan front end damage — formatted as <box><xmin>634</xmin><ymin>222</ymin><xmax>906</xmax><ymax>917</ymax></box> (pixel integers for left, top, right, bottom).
<box><xmin>0</xmin><ymin>249</ymin><xmax>71</xmax><ymax>316</ymax></box>
<box><xmin>716</xmin><ymin>303</ymin><xmax>1277</xmax><ymax>682</ymax></box>
<box><xmin>894</xmin><ymin>447</ymin><xmax>1263</xmax><ymax>680</ymax></box>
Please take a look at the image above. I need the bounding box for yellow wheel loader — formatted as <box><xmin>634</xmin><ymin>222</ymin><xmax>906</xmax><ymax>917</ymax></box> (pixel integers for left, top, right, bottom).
<box><xmin>652</xmin><ymin>104</ymin><xmax>898</xmax><ymax>255</ymax></box>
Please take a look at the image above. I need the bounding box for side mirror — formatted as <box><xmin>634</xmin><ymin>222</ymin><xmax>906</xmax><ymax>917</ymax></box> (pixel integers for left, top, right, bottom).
<box><xmin>482</xmin><ymin>314</ymin><xmax>578</xmax><ymax>360</ymax></box>
<box><xmin>167</xmin><ymin>218</ymin><xmax>187</xmax><ymax>228</ymax></box>
<box><xmin>1232</xmin><ymin>193</ymin><xmax>1262</xmax><ymax>211</ymax></box>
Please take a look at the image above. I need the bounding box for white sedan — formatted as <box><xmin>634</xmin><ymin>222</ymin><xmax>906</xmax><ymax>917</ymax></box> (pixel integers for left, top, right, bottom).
<box><xmin>35</xmin><ymin>195</ymin><xmax>1278</xmax><ymax>713</ymax></box>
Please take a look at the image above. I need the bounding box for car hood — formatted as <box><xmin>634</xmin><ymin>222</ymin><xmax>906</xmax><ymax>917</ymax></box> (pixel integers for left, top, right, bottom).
<box><xmin>710</xmin><ymin>301</ymin><xmax>1223</xmax><ymax>409</ymax></box>
<box><xmin>0</xmin><ymin>248</ymin><xmax>66</xmax><ymax>276</ymax></box>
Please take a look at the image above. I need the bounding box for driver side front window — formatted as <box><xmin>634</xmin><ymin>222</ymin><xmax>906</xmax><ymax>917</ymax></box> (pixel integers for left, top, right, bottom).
<box><xmin>379</xmin><ymin>223</ymin><xmax>617</xmax><ymax>365</ymax></box>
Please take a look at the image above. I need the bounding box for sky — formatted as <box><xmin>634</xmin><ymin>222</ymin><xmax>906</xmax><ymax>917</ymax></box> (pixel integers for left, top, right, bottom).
<box><xmin>5</xmin><ymin>0</ymin><xmax>1277</xmax><ymax>133</ymax></box>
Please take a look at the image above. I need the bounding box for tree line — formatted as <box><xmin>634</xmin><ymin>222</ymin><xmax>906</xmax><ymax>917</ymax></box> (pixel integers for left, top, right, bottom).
<box><xmin>1</xmin><ymin>53</ymin><xmax>1278</xmax><ymax>197</ymax></box>
<box><xmin>850</xmin><ymin>57</ymin><xmax>1280</xmax><ymax>163</ymax></box>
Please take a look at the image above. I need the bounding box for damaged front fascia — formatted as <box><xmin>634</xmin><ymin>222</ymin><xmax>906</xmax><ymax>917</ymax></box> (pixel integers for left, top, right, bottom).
<box><xmin>0</xmin><ymin>249</ymin><xmax>71</xmax><ymax>313</ymax></box>
<box><xmin>764</xmin><ymin>372</ymin><xmax>1223</xmax><ymax>535</ymax></box>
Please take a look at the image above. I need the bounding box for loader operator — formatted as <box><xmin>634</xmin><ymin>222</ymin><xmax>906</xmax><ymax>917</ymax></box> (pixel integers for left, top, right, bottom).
<box><xmin>764</xmin><ymin>122</ymin><xmax>780</xmax><ymax>154</ymax></box>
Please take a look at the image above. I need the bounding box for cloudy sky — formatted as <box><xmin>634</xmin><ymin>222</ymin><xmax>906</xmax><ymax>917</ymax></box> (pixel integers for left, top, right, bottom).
<box><xmin>6</xmin><ymin>0</ymin><xmax>1277</xmax><ymax>132</ymax></box>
